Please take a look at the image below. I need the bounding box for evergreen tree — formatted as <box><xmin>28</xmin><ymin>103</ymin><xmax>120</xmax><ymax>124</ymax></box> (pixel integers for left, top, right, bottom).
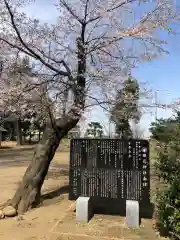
<box><xmin>86</xmin><ymin>122</ymin><xmax>103</xmax><ymax>138</ymax></box>
<box><xmin>111</xmin><ymin>75</ymin><xmax>140</xmax><ymax>138</ymax></box>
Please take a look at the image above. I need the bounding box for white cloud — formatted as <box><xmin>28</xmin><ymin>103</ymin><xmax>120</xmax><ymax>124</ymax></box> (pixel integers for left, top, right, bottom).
<box><xmin>21</xmin><ymin>0</ymin><xmax>59</xmax><ymax>22</ymax></box>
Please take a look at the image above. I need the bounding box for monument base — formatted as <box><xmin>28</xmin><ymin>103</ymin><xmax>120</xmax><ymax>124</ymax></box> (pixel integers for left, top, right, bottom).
<box><xmin>126</xmin><ymin>200</ymin><xmax>140</xmax><ymax>228</ymax></box>
<box><xmin>76</xmin><ymin>196</ymin><xmax>93</xmax><ymax>223</ymax></box>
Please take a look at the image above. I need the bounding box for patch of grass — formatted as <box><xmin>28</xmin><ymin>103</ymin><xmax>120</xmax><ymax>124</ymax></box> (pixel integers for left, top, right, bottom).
<box><xmin>150</xmin><ymin>139</ymin><xmax>158</xmax><ymax>162</ymax></box>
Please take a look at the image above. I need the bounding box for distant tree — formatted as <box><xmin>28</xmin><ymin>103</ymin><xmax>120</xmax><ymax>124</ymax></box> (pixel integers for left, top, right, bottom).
<box><xmin>10</xmin><ymin>57</ymin><xmax>35</xmax><ymax>144</ymax></box>
<box><xmin>2</xmin><ymin>57</ymin><xmax>33</xmax><ymax>145</ymax></box>
<box><xmin>149</xmin><ymin>112</ymin><xmax>180</xmax><ymax>143</ymax></box>
<box><xmin>86</xmin><ymin>122</ymin><xmax>103</xmax><ymax>138</ymax></box>
<box><xmin>154</xmin><ymin>117</ymin><xmax>180</xmax><ymax>239</ymax></box>
<box><xmin>0</xmin><ymin>126</ymin><xmax>7</xmax><ymax>148</ymax></box>
<box><xmin>1</xmin><ymin>56</ymin><xmax>49</xmax><ymax>144</ymax></box>
<box><xmin>0</xmin><ymin>111</ymin><xmax>16</xmax><ymax>141</ymax></box>
<box><xmin>111</xmin><ymin>75</ymin><xmax>140</xmax><ymax>138</ymax></box>
<box><xmin>0</xmin><ymin>110</ymin><xmax>46</xmax><ymax>143</ymax></box>
<box><xmin>114</xmin><ymin>119</ymin><xmax>132</xmax><ymax>139</ymax></box>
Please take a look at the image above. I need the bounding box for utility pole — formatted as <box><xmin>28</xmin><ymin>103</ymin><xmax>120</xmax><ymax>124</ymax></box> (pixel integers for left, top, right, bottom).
<box><xmin>108</xmin><ymin>120</ymin><xmax>111</xmax><ymax>138</ymax></box>
<box><xmin>153</xmin><ymin>90</ymin><xmax>173</xmax><ymax>121</ymax></box>
<box><xmin>155</xmin><ymin>91</ymin><xmax>158</xmax><ymax>121</ymax></box>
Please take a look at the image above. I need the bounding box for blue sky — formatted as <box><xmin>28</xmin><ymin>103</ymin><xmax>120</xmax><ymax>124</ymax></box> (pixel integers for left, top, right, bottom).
<box><xmin>22</xmin><ymin>0</ymin><xmax>180</xmax><ymax>137</ymax></box>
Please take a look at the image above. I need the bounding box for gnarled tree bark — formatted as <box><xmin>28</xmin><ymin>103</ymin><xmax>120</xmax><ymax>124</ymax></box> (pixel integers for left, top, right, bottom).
<box><xmin>10</xmin><ymin>116</ymin><xmax>79</xmax><ymax>214</ymax></box>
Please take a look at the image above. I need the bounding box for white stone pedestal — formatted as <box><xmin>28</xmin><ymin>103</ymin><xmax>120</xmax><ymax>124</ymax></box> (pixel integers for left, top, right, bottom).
<box><xmin>126</xmin><ymin>200</ymin><xmax>139</xmax><ymax>228</ymax></box>
<box><xmin>76</xmin><ymin>197</ymin><xmax>93</xmax><ymax>223</ymax></box>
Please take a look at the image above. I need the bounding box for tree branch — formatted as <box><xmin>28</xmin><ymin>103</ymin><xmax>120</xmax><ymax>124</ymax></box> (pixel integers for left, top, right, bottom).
<box><xmin>87</xmin><ymin>36</ymin><xmax>123</xmax><ymax>54</ymax></box>
<box><xmin>86</xmin><ymin>0</ymin><xmax>135</xmax><ymax>24</ymax></box>
<box><xmin>3</xmin><ymin>0</ymin><xmax>69</xmax><ymax>77</ymax></box>
<box><xmin>60</xmin><ymin>0</ymin><xmax>84</xmax><ymax>24</ymax></box>
<box><xmin>31</xmin><ymin>45</ymin><xmax>74</xmax><ymax>81</ymax></box>
<box><xmin>84</xmin><ymin>0</ymin><xmax>90</xmax><ymax>21</ymax></box>
<box><xmin>0</xmin><ymin>37</ymin><xmax>35</xmax><ymax>58</ymax></box>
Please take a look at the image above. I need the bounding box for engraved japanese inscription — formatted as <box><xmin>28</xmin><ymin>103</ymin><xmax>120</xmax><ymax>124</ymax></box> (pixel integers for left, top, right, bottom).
<box><xmin>69</xmin><ymin>139</ymin><xmax>150</xmax><ymax>203</ymax></box>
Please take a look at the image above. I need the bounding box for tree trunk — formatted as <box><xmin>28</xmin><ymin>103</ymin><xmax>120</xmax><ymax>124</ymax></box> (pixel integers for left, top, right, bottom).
<box><xmin>0</xmin><ymin>131</ymin><xmax>2</xmax><ymax>148</ymax></box>
<box><xmin>10</xmin><ymin>118</ymin><xmax>78</xmax><ymax>214</ymax></box>
<box><xmin>38</xmin><ymin>131</ymin><xmax>41</xmax><ymax>142</ymax></box>
<box><xmin>16</xmin><ymin>118</ymin><xmax>22</xmax><ymax>145</ymax></box>
<box><xmin>29</xmin><ymin>132</ymin><xmax>32</xmax><ymax>144</ymax></box>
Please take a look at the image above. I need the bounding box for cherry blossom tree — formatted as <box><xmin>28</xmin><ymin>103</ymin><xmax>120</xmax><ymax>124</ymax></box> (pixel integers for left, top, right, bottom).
<box><xmin>0</xmin><ymin>56</ymin><xmax>49</xmax><ymax>144</ymax></box>
<box><xmin>0</xmin><ymin>0</ymin><xmax>177</xmax><ymax>214</ymax></box>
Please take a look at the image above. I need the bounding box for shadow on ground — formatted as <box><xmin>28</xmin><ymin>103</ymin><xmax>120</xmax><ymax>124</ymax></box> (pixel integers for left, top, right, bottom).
<box><xmin>0</xmin><ymin>146</ymin><xmax>64</xmax><ymax>167</ymax></box>
<box><xmin>0</xmin><ymin>147</ymin><xmax>34</xmax><ymax>167</ymax></box>
<box><xmin>40</xmin><ymin>185</ymin><xmax>69</xmax><ymax>207</ymax></box>
<box><xmin>0</xmin><ymin>146</ymin><xmax>13</xmax><ymax>149</ymax></box>
<box><xmin>0</xmin><ymin>146</ymin><xmax>68</xmax><ymax>168</ymax></box>
<box><xmin>0</xmin><ymin>146</ymin><xmax>34</xmax><ymax>155</ymax></box>
<box><xmin>42</xmin><ymin>185</ymin><xmax>69</xmax><ymax>201</ymax></box>
<box><xmin>46</xmin><ymin>167</ymin><xmax>69</xmax><ymax>179</ymax></box>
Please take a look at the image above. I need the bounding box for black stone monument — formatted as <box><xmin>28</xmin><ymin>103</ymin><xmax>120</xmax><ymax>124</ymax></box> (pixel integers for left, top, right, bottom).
<box><xmin>69</xmin><ymin>138</ymin><xmax>150</xmax><ymax>216</ymax></box>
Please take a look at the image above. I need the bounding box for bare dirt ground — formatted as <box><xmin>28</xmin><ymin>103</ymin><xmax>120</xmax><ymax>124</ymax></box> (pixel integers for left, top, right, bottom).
<box><xmin>0</xmin><ymin>142</ymin><xmax>167</xmax><ymax>240</ymax></box>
